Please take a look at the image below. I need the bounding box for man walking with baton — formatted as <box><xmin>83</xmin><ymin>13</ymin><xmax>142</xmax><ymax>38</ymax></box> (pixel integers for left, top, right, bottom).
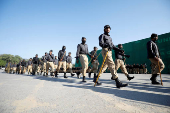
<box><xmin>147</xmin><ymin>33</ymin><xmax>164</xmax><ymax>85</ymax></box>
<box><xmin>96</xmin><ymin>25</ymin><xmax>128</xmax><ymax>88</ymax></box>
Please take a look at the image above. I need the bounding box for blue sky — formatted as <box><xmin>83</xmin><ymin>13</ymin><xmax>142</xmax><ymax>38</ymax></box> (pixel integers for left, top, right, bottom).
<box><xmin>0</xmin><ymin>0</ymin><xmax>170</xmax><ymax>63</ymax></box>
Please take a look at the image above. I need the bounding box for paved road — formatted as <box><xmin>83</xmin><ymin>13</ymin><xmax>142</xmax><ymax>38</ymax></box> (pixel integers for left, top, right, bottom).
<box><xmin>0</xmin><ymin>70</ymin><xmax>170</xmax><ymax>113</ymax></box>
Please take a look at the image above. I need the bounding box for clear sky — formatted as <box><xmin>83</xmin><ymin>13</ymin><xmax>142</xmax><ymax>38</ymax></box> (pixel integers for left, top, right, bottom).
<box><xmin>0</xmin><ymin>0</ymin><xmax>170</xmax><ymax>63</ymax></box>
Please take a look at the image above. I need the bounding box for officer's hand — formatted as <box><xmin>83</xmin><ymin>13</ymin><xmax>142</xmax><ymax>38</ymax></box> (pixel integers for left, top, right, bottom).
<box><xmin>125</xmin><ymin>55</ymin><xmax>130</xmax><ymax>58</ymax></box>
<box><xmin>91</xmin><ymin>55</ymin><xmax>94</xmax><ymax>58</ymax></box>
<box><xmin>121</xmin><ymin>50</ymin><xmax>125</xmax><ymax>53</ymax></box>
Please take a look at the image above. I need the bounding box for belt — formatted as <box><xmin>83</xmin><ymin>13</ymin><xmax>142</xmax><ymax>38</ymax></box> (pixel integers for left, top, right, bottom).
<box><xmin>80</xmin><ymin>54</ymin><xmax>86</xmax><ymax>55</ymax></box>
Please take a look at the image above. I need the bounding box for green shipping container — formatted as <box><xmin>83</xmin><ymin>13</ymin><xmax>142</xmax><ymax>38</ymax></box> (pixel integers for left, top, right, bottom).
<box><xmin>75</xmin><ymin>32</ymin><xmax>170</xmax><ymax>74</ymax></box>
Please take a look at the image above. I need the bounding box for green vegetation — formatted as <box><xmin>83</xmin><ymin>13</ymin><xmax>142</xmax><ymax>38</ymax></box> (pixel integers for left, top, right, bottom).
<box><xmin>0</xmin><ymin>54</ymin><xmax>23</xmax><ymax>66</ymax></box>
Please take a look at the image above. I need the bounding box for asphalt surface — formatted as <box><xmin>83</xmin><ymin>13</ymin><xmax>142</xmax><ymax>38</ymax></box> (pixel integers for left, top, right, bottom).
<box><xmin>0</xmin><ymin>70</ymin><xmax>170</xmax><ymax>113</ymax></box>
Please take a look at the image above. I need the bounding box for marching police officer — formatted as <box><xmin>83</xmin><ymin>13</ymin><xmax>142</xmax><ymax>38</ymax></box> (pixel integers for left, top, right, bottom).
<box><xmin>32</xmin><ymin>54</ymin><xmax>40</xmax><ymax>75</ymax></box>
<box><xmin>66</xmin><ymin>52</ymin><xmax>75</xmax><ymax>77</ymax></box>
<box><xmin>16</xmin><ymin>61</ymin><xmax>22</xmax><ymax>74</ymax></box>
<box><xmin>143</xmin><ymin>63</ymin><xmax>147</xmax><ymax>74</ymax></box>
<box><xmin>27</xmin><ymin>58</ymin><xmax>33</xmax><ymax>75</ymax></box>
<box><xmin>88</xmin><ymin>47</ymin><xmax>99</xmax><ymax>79</ymax></box>
<box><xmin>114</xmin><ymin>44</ymin><xmax>134</xmax><ymax>81</ymax></box>
<box><xmin>46</xmin><ymin>50</ymin><xmax>55</xmax><ymax>77</ymax></box>
<box><xmin>76</xmin><ymin>37</ymin><xmax>93</xmax><ymax>82</ymax></box>
<box><xmin>98</xmin><ymin>25</ymin><xmax>128</xmax><ymax>88</ymax></box>
<box><xmin>21</xmin><ymin>59</ymin><xmax>26</xmax><ymax>74</ymax></box>
<box><xmin>42</xmin><ymin>52</ymin><xmax>48</xmax><ymax>76</ymax></box>
<box><xmin>56</xmin><ymin>46</ymin><xmax>67</xmax><ymax>78</ymax></box>
<box><xmin>12</xmin><ymin>62</ymin><xmax>17</xmax><ymax>74</ymax></box>
<box><xmin>147</xmin><ymin>33</ymin><xmax>165</xmax><ymax>84</ymax></box>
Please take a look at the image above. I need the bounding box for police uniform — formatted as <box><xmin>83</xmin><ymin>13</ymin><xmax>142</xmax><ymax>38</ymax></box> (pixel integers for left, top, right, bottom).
<box><xmin>88</xmin><ymin>50</ymin><xmax>99</xmax><ymax>78</ymax></box>
<box><xmin>53</xmin><ymin>58</ymin><xmax>58</xmax><ymax>71</ymax></box>
<box><xmin>76</xmin><ymin>41</ymin><xmax>91</xmax><ymax>81</ymax></box>
<box><xmin>42</xmin><ymin>53</ymin><xmax>48</xmax><ymax>75</ymax></box>
<box><xmin>32</xmin><ymin>55</ymin><xmax>40</xmax><ymax>75</ymax></box>
<box><xmin>46</xmin><ymin>51</ymin><xmax>55</xmax><ymax>76</ymax></box>
<box><xmin>27</xmin><ymin>59</ymin><xmax>33</xmax><ymax>75</ymax></box>
<box><xmin>147</xmin><ymin>36</ymin><xmax>165</xmax><ymax>84</ymax></box>
<box><xmin>143</xmin><ymin>64</ymin><xmax>147</xmax><ymax>74</ymax></box>
<box><xmin>98</xmin><ymin>25</ymin><xmax>128</xmax><ymax>88</ymax></box>
<box><xmin>66</xmin><ymin>54</ymin><xmax>74</xmax><ymax>76</ymax></box>
<box><xmin>21</xmin><ymin>60</ymin><xmax>26</xmax><ymax>74</ymax></box>
<box><xmin>12</xmin><ymin>63</ymin><xmax>17</xmax><ymax>74</ymax></box>
<box><xmin>139</xmin><ymin>64</ymin><xmax>144</xmax><ymax>74</ymax></box>
<box><xmin>136</xmin><ymin>64</ymin><xmax>140</xmax><ymax>74</ymax></box>
<box><xmin>6</xmin><ymin>62</ymin><xmax>11</xmax><ymax>73</ymax></box>
<box><xmin>57</xmin><ymin>47</ymin><xmax>68</xmax><ymax>78</ymax></box>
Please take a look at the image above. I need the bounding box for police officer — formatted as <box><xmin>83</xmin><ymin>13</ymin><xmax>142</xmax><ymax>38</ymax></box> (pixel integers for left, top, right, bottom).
<box><xmin>41</xmin><ymin>52</ymin><xmax>48</xmax><ymax>76</ymax></box>
<box><xmin>143</xmin><ymin>63</ymin><xmax>147</xmax><ymax>74</ymax></box>
<box><xmin>139</xmin><ymin>64</ymin><xmax>143</xmax><ymax>74</ymax></box>
<box><xmin>54</xmin><ymin>56</ymin><xmax>58</xmax><ymax>76</ymax></box>
<box><xmin>16</xmin><ymin>61</ymin><xmax>22</xmax><ymax>74</ymax></box>
<box><xmin>133</xmin><ymin>63</ymin><xmax>136</xmax><ymax>74</ymax></box>
<box><xmin>32</xmin><ymin>54</ymin><xmax>40</xmax><ymax>75</ymax></box>
<box><xmin>98</xmin><ymin>25</ymin><xmax>128</xmax><ymax>88</ymax></box>
<box><xmin>12</xmin><ymin>62</ymin><xmax>17</xmax><ymax>74</ymax></box>
<box><xmin>6</xmin><ymin>61</ymin><xmax>11</xmax><ymax>73</ymax></box>
<box><xmin>76</xmin><ymin>37</ymin><xmax>93</xmax><ymax>82</ymax></box>
<box><xmin>39</xmin><ymin>60</ymin><xmax>44</xmax><ymax>75</ymax></box>
<box><xmin>129</xmin><ymin>65</ymin><xmax>133</xmax><ymax>74</ymax></box>
<box><xmin>114</xmin><ymin>44</ymin><xmax>134</xmax><ymax>81</ymax></box>
<box><xmin>27</xmin><ymin>58</ymin><xmax>33</xmax><ymax>75</ymax></box>
<box><xmin>147</xmin><ymin>33</ymin><xmax>165</xmax><ymax>84</ymax></box>
<box><xmin>46</xmin><ymin>50</ymin><xmax>55</xmax><ymax>77</ymax></box>
<box><xmin>66</xmin><ymin>52</ymin><xmax>75</xmax><ymax>77</ymax></box>
<box><xmin>126</xmin><ymin>64</ymin><xmax>130</xmax><ymax>73</ymax></box>
<box><xmin>56</xmin><ymin>46</ymin><xmax>67</xmax><ymax>78</ymax></box>
<box><xmin>37</xmin><ymin>59</ymin><xmax>43</xmax><ymax>75</ymax></box>
<box><xmin>136</xmin><ymin>64</ymin><xmax>140</xmax><ymax>74</ymax></box>
<box><xmin>21</xmin><ymin>59</ymin><xmax>26</xmax><ymax>74</ymax></box>
<box><xmin>88</xmin><ymin>47</ymin><xmax>99</xmax><ymax>79</ymax></box>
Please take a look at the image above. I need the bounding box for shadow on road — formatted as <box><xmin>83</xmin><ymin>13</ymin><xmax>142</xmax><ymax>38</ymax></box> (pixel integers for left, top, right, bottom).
<box><xmin>2</xmin><ymin>72</ymin><xmax>170</xmax><ymax>107</ymax></box>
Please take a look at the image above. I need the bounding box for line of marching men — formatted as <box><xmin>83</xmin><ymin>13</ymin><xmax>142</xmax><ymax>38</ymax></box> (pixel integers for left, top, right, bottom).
<box><xmin>5</xmin><ymin>49</ymin><xmax>75</xmax><ymax>78</ymax></box>
<box><xmin>126</xmin><ymin>63</ymin><xmax>148</xmax><ymax>74</ymax></box>
<box><xmin>5</xmin><ymin>25</ymin><xmax>165</xmax><ymax>89</ymax></box>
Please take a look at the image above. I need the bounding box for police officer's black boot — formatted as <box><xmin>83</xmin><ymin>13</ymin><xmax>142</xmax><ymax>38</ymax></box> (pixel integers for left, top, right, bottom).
<box><xmin>43</xmin><ymin>72</ymin><xmax>45</xmax><ymax>76</ymax></box>
<box><xmin>115</xmin><ymin>78</ymin><xmax>128</xmax><ymax>88</ymax></box>
<box><xmin>71</xmin><ymin>73</ymin><xmax>75</xmax><ymax>77</ymax></box>
<box><xmin>64</xmin><ymin>72</ymin><xmax>68</xmax><ymax>78</ymax></box>
<box><xmin>93</xmin><ymin>74</ymin><xmax>102</xmax><ymax>85</ymax></box>
<box><xmin>150</xmin><ymin>74</ymin><xmax>160</xmax><ymax>85</ymax></box>
<box><xmin>76</xmin><ymin>72</ymin><xmax>80</xmax><ymax>78</ymax></box>
<box><xmin>82</xmin><ymin>76</ymin><xmax>86</xmax><ymax>82</ymax></box>
<box><xmin>88</xmin><ymin>72</ymin><xmax>91</xmax><ymax>78</ymax></box>
<box><xmin>51</xmin><ymin>72</ymin><xmax>54</xmax><ymax>77</ymax></box>
<box><xmin>55</xmin><ymin>72</ymin><xmax>58</xmax><ymax>78</ymax></box>
<box><xmin>127</xmin><ymin>74</ymin><xmax>134</xmax><ymax>81</ymax></box>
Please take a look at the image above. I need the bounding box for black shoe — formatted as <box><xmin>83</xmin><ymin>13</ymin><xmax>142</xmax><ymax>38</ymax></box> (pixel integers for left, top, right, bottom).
<box><xmin>93</xmin><ymin>74</ymin><xmax>102</xmax><ymax>85</ymax></box>
<box><xmin>82</xmin><ymin>76</ymin><xmax>86</xmax><ymax>82</ymax></box>
<box><xmin>127</xmin><ymin>75</ymin><xmax>134</xmax><ymax>81</ymax></box>
<box><xmin>71</xmin><ymin>73</ymin><xmax>75</xmax><ymax>77</ymax></box>
<box><xmin>64</xmin><ymin>73</ymin><xmax>68</xmax><ymax>78</ymax></box>
<box><xmin>150</xmin><ymin>74</ymin><xmax>160</xmax><ymax>85</ymax></box>
<box><xmin>115</xmin><ymin>78</ymin><xmax>128</xmax><ymax>88</ymax></box>
<box><xmin>43</xmin><ymin>73</ymin><xmax>46</xmax><ymax>76</ymax></box>
<box><xmin>76</xmin><ymin>72</ymin><xmax>80</xmax><ymax>78</ymax></box>
<box><xmin>88</xmin><ymin>72</ymin><xmax>91</xmax><ymax>78</ymax></box>
<box><xmin>55</xmin><ymin>73</ymin><xmax>58</xmax><ymax>78</ymax></box>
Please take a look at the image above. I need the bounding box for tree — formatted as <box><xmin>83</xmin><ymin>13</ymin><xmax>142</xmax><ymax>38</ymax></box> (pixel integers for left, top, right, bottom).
<box><xmin>0</xmin><ymin>60</ymin><xmax>6</xmax><ymax>67</ymax></box>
